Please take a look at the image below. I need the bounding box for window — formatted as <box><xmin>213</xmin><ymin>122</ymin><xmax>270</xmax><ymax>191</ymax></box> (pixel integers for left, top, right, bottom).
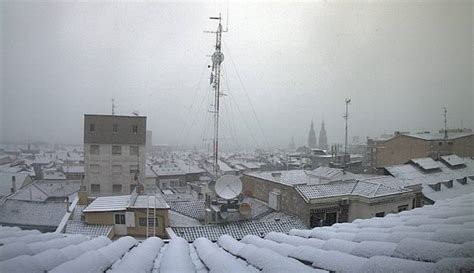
<box><xmin>429</xmin><ymin>183</ymin><xmax>441</xmax><ymax>191</ymax></box>
<box><xmin>90</xmin><ymin>145</ymin><xmax>100</xmax><ymax>155</ymax></box>
<box><xmin>91</xmin><ymin>184</ymin><xmax>100</xmax><ymax>193</ymax></box>
<box><xmin>448</xmin><ymin>141</ymin><xmax>453</xmax><ymax>146</ymax></box>
<box><xmin>114</xmin><ymin>213</ymin><xmax>125</xmax><ymax>225</ymax></box>
<box><xmin>457</xmin><ymin>177</ymin><xmax>468</xmax><ymax>185</ymax></box>
<box><xmin>90</xmin><ymin>164</ymin><xmax>100</xmax><ymax>174</ymax></box>
<box><xmin>113</xmin><ymin>124</ymin><xmax>118</xmax><ymax>134</ymax></box>
<box><xmin>130</xmin><ymin>145</ymin><xmax>139</xmax><ymax>156</ymax></box>
<box><xmin>139</xmin><ymin>217</ymin><xmax>158</xmax><ymax>226</ymax></box>
<box><xmin>438</xmin><ymin>142</ymin><xmax>443</xmax><ymax>146</ymax></box>
<box><xmin>132</xmin><ymin>125</ymin><xmax>138</xmax><ymax>134</ymax></box>
<box><xmin>112</xmin><ymin>165</ymin><xmax>122</xmax><ymax>174</ymax></box>
<box><xmin>130</xmin><ymin>165</ymin><xmax>139</xmax><ymax>174</ymax></box>
<box><xmin>398</xmin><ymin>205</ymin><xmax>409</xmax><ymax>212</ymax></box>
<box><xmin>442</xmin><ymin>180</ymin><xmax>453</xmax><ymax>188</ymax></box>
<box><xmin>112</xmin><ymin>184</ymin><xmax>122</xmax><ymax>193</ymax></box>
<box><xmin>375</xmin><ymin>212</ymin><xmax>385</xmax><ymax>217</ymax></box>
<box><xmin>89</xmin><ymin>123</ymin><xmax>95</xmax><ymax>132</ymax></box>
<box><xmin>112</xmin><ymin>145</ymin><xmax>122</xmax><ymax>155</ymax></box>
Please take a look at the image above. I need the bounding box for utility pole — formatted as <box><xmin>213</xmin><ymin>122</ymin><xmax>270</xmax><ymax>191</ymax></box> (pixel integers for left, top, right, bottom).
<box><xmin>112</xmin><ymin>98</ymin><xmax>115</xmax><ymax>115</ymax></box>
<box><xmin>443</xmin><ymin>107</ymin><xmax>448</xmax><ymax>139</ymax></box>
<box><xmin>343</xmin><ymin>98</ymin><xmax>351</xmax><ymax>169</ymax></box>
<box><xmin>206</xmin><ymin>14</ymin><xmax>228</xmax><ymax>178</ymax></box>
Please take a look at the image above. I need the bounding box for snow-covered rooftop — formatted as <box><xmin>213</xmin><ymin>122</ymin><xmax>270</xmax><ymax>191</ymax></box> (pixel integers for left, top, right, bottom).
<box><xmin>386</xmin><ymin>157</ymin><xmax>474</xmax><ymax>201</ymax></box>
<box><xmin>295</xmin><ymin>180</ymin><xmax>410</xmax><ymax>200</ymax></box>
<box><xmin>1</xmin><ymin>192</ymin><xmax>473</xmax><ymax>272</ymax></box>
<box><xmin>83</xmin><ymin>193</ymin><xmax>169</xmax><ymax>213</ymax></box>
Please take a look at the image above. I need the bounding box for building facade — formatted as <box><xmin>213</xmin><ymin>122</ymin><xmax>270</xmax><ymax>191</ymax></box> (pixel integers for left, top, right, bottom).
<box><xmin>84</xmin><ymin>114</ymin><xmax>146</xmax><ymax>196</ymax></box>
<box><xmin>367</xmin><ymin>131</ymin><xmax>474</xmax><ymax>170</ymax></box>
<box><xmin>241</xmin><ymin>169</ymin><xmax>417</xmax><ymax>227</ymax></box>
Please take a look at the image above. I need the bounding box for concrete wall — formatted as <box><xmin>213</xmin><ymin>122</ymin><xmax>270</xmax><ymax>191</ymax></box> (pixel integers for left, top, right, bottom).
<box><xmin>85</xmin><ymin>144</ymin><xmax>146</xmax><ymax>196</ymax></box>
<box><xmin>126</xmin><ymin>209</ymin><xmax>169</xmax><ymax>238</ymax></box>
<box><xmin>373</xmin><ymin>134</ymin><xmax>474</xmax><ymax>168</ymax></box>
<box><xmin>347</xmin><ymin>194</ymin><xmax>415</xmax><ymax>222</ymax></box>
<box><xmin>84</xmin><ymin>209</ymin><xmax>169</xmax><ymax>238</ymax></box>
<box><xmin>241</xmin><ymin>175</ymin><xmax>310</xmax><ymax>225</ymax></box>
<box><xmin>84</xmin><ymin>115</ymin><xmax>146</xmax><ymax>145</ymax></box>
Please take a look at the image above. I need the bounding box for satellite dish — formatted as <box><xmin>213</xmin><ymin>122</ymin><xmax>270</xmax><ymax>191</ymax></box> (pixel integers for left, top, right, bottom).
<box><xmin>214</xmin><ymin>175</ymin><xmax>242</xmax><ymax>200</ymax></box>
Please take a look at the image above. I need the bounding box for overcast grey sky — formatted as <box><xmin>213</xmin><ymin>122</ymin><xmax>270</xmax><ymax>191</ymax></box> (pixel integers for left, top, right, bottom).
<box><xmin>1</xmin><ymin>1</ymin><xmax>473</xmax><ymax>149</ymax></box>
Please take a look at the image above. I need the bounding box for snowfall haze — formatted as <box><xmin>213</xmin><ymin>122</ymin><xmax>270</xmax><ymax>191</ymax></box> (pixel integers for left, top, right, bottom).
<box><xmin>0</xmin><ymin>1</ymin><xmax>473</xmax><ymax>149</ymax></box>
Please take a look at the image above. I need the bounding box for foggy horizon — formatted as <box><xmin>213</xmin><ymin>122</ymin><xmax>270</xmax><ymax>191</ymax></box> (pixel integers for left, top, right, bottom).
<box><xmin>1</xmin><ymin>1</ymin><xmax>473</xmax><ymax>150</ymax></box>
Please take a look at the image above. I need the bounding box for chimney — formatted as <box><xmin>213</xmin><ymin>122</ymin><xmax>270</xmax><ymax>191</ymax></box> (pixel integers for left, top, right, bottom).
<box><xmin>271</xmin><ymin>172</ymin><xmax>281</xmax><ymax>181</ymax></box>
<box><xmin>11</xmin><ymin>176</ymin><xmax>16</xmax><ymax>193</ymax></box>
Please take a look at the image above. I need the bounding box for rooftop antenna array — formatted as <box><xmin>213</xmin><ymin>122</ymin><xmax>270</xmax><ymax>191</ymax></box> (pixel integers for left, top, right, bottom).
<box><xmin>343</xmin><ymin>98</ymin><xmax>351</xmax><ymax>169</ymax></box>
<box><xmin>205</xmin><ymin>13</ymin><xmax>228</xmax><ymax>178</ymax></box>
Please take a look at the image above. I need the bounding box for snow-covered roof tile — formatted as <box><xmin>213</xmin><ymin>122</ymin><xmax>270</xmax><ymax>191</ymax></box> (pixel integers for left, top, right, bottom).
<box><xmin>1</xmin><ymin>192</ymin><xmax>473</xmax><ymax>273</ymax></box>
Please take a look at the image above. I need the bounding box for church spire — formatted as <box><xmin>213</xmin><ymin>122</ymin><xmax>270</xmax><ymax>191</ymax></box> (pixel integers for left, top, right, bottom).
<box><xmin>319</xmin><ymin>121</ymin><xmax>328</xmax><ymax>150</ymax></box>
<box><xmin>308</xmin><ymin>120</ymin><xmax>317</xmax><ymax>148</ymax></box>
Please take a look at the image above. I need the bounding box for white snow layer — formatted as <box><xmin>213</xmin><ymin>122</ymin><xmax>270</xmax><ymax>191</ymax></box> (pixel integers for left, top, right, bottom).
<box><xmin>160</xmin><ymin>237</ymin><xmax>195</xmax><ymax>273</ymax></box>
<box><xmin>109</xmin><ymin>237</ymin><xmax>163</xmax><ymax>273</ymax></box>
<box><xmin>50</xmin><ymin>236</ymin><xmax>137</xmax><ymax>273</ymax></box>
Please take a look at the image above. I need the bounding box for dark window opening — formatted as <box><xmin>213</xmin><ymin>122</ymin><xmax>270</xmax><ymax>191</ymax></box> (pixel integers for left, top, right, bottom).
<box><xmin>375</xmin><ymin>212</ymin><xmax>385</xmax><ymax>217</ymax></box>
<box><xmin>114</xmin><ymin>214</ymin><xmax>125</xmax><ymax>225</ymax></box>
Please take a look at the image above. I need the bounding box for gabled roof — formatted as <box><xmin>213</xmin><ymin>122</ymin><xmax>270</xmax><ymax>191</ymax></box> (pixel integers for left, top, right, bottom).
<box><xmin>1</xmin><ymin>193</ymin><xmax>473</xmax><ymax>273</ymax></box>
<box><xmin>440</xmin><ymin>154</ymin><xmax>465</xmax><ymax>167</ymax></box>
<box><xmin>83</xmin><ymin>193</ymin><xmax>169</xmax><ymax>213</ymax></box>
<box><xmin>295</xmin><ymin>180</ymin><xmax>409</xmax><ymax>200</ymax></box>
<box><xmin>410</xmin><ymin>157</ymin><xmax>441</xmax><ymax>171</ymax></box>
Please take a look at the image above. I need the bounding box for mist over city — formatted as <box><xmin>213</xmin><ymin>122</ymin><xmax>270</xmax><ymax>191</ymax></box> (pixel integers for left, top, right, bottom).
<box><xmin>1</xmin><ymin>1</ymin><xmax>472</xmax><ymax>149</ymax></box>
<box><xmin>0</xmin><ymin>1</ymin><xmax>473</xmax><ymax>273</ymax></box>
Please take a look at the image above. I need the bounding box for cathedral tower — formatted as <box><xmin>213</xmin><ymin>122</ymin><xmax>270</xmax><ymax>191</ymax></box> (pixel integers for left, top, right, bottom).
<box><xmin>308</xmin><ymin>120</ymin><xmax>317</xmax><ymax>148</ymax></box>
<box><xmin>319</xmin><ymin>121</ymin><xmax>328</xmax><ymax>150</ymax></box>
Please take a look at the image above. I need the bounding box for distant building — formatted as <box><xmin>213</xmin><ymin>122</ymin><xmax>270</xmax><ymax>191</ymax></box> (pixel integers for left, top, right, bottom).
<box><xmin>318</xmin><ymin>121</ymin><xmax>328</xmax><ymax>150</ymax></box>
<box><xmin>308</xmin><ymin>121</ymin><xmax>317</xmax><ymax>148</ymax></box>
<box><xmin>289</xmin><ymin>136</ymin><xmax>296</xmax><ymax>150</ymax></box>
<box><xmin>146</xmin><ymin>130</ymin><xmax>153</xmax><ymax>152</ymax></box>
<box><xmin>367</xmin><ymin>130</ymin><xmax>474</xmax><ymax>170</ymax></box>
<box><xmin>84</xmin><ymin>114</ymin><xmax>146</xmax><ymax>196</ymax></box>
<box><xmin>384</xmin><ymin>155</ymin><xmax>474</xmax><ymax>204</ymax></box>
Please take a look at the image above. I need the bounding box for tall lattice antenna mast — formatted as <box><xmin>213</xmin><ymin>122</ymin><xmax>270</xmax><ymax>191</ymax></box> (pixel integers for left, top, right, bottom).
<box><xmin>343</xmin><ymin>98</ymin><xmax>351</xmax><ymax>169</ymax></box>
<box><xmin>206</xmin><ymin>13</ymin><xmax>227</xmax><ymax>178</ymax></box>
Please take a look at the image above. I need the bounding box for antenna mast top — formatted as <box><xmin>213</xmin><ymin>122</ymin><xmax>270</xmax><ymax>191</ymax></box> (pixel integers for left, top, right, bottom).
<box><xmin>343</xmin><ymin>98</ymin><xmax>351</xmax><ymax>169</ymax></box>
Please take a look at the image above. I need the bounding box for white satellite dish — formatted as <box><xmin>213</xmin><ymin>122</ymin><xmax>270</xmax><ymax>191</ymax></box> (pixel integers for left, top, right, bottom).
<box><xmin>214</xmin><ymin>175</ymin><xmax>242</xmax><ymax>200</ymax></box>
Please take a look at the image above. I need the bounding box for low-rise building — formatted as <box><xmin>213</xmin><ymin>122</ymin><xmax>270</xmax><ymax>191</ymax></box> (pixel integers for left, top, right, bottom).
<box><xmin>367</xmin><ymin>130</ymin><xmax>474</xmax><ymax>170</ymax></box>
<box><xmin>242</xmin><ymin>167</ymin><xmax>418</xmax><ymax>227</ymax></box>
<box><xmin>82</xmin><ymin>190</ymin><xmax>170</xmax><ymax>238</ymax></box>
<box><xmin>384</xmin><ymin>155</ymin><xmax>474</xmax><ymax>204</ymax></box>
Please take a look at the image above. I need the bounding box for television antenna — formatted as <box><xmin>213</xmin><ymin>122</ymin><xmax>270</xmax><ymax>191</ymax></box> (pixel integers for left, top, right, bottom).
<box><xmin>343</xmin><ymin>98</ymin><xmax>351</xmax><ymax>169</ymax></box>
